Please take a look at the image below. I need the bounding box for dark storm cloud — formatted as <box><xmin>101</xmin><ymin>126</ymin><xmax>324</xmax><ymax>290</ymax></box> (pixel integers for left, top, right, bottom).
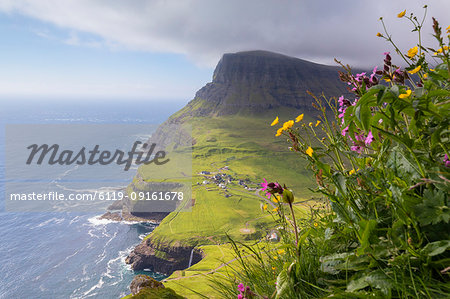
<box><xmin>0</xmin><ymin>0</ymin><xmax>449</xmax><ymax>67</ymax></box>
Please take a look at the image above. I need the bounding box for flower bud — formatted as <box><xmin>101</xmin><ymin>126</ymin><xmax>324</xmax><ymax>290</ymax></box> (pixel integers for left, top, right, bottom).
<box><xmin>282</xmin><ymin>189</ymin><xmax>294</xmax><ymax>204</ymax></box>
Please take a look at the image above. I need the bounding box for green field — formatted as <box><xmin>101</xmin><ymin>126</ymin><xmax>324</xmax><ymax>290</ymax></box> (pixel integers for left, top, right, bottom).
<box><xmin>126</xmin><ymin>111</ymin><xmax>317</xmax><ymax>297</ymax></box>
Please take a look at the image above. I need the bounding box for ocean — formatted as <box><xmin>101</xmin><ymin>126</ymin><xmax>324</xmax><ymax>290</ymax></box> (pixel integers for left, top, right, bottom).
<box><xmin>0</xmin><ymin>99</ymin><xmax>185</xmax><ymax>298</ymax></box>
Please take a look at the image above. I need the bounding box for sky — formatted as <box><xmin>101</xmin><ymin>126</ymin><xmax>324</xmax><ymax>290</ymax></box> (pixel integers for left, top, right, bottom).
<box><xmin>0</xmin><ymin>0</ymin><xmax>449</xmax><ymax>102</ymax></box>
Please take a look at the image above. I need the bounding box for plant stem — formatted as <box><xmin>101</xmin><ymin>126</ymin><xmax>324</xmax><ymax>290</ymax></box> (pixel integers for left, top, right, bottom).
<box><xmin>288</xmin><ymin>202</ymin><xmax>299</xmax><ymax>246</ymax></box>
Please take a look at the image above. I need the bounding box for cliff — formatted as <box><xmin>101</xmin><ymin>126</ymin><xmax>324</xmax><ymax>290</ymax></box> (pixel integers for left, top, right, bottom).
<box><xmin>125</xmin><ymin>50</ymin><xmax>349</xmax><ymax>277</ymax></box>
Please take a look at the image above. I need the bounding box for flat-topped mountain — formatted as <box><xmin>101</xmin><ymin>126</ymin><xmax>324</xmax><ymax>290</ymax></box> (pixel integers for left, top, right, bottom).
<box><xmin>177</xmin><ymin>50</ymin><xmax>349</xmax><ymax>117</ymax></box>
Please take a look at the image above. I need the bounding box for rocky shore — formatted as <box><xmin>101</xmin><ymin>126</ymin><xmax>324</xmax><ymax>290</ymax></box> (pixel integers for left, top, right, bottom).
<box><xmin>125</xmin><ymin>237</ymin><xmax>203</xmax><ymax>275</ymax></box>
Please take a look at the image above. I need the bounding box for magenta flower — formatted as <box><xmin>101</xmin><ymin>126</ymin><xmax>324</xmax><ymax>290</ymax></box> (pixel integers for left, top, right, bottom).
<box><xmin>383</xmin><ymin>51</ymin><xmax>390</xmax><ymax>55</ymax></box>
<box><xmin>444</xmin><ymin>154</ymin><xmax>450</xmax><ymax>168</ymax></box>
<box><xmin>237</xmin><ymin>294</ymin><xmax>243</xmax><ymax>299</ymax></box>
<box><xmin>341</xmin><ymin>126</ymin><xmax>349</xmax><ymax>136</ymax></box>
<box><xmin>351</xmin><ymin>145</ymin><xmax>363</xmax><ymax>153</ymax></box>
<box><xmin>238</xmin><ymin>283</ymin><xmax>245</xmax><ymax>293</ymax></box>
<box><xmin>260</xmin><ymin>179</ymin><xmax>268</xmax><ymax>191</ymax></box>
<box><xmin>365</xmin><ymin>131</ymin><xmax>374</xmax><ymax>146</ymax></box>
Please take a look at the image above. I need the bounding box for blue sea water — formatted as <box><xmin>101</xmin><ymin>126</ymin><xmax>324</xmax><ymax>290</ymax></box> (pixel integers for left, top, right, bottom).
<box><xmin>0</xmin><ymin>99</ymin><xmax>185</xmax><ymax>298</ymax></box>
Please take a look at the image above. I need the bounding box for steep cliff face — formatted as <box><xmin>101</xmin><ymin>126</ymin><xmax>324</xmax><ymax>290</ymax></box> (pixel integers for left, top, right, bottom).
<box><xmin>174</xmin><ymin>50</ymin><xmax>349</xmax><ymax>118</ymax></box>
<box><xmin>125</xmin><ymin>238</ymin><xmax>203</xmax><ymax>275</ymax></box>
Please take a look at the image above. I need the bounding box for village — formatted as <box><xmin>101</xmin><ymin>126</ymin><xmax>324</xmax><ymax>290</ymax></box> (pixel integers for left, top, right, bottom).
<box><xmin>197</xmin><ymin>166</ymin><xmax>258</xmax><ymax>198</ymax></box>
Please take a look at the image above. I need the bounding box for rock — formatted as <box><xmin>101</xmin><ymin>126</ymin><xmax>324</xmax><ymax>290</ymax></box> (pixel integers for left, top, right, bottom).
<box><xmin>125</xmin><ymin>237</ymin><xmax>203</xmax><ymax>275</ymax></box>
<box><xmin>107</xmin><ymin>199</ymin><xmax>123</xmax><ymax>210</ymax></box>
<box><xmin>99</xmin><ymin>211</ymin><xmax>122</xmax><ymax>221</ymax></box>
<box><xmin>130</xmin><ymin>275</ymin><xmax>164</xmax><ymax>295</ymax></box>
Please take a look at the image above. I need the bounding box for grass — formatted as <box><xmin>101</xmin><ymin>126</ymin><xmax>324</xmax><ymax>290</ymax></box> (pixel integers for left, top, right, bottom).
<box><xmin>124</xmin><ymin>111</ymin><xmax>318</xmax><ymax>297</ymax></box>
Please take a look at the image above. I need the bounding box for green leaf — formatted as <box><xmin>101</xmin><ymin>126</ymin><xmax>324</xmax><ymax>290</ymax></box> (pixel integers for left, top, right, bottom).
<box><xmin>357</xmin><ymin>219</ymin><xmax>377</xmax><ymax>255</ymax></box>
<box><xmin>422</xmin><ymin>240</ymin><xmax>450</xmax><ymax>257</ymax></box>
<box><xmin>413</xmin><ymin>189</ymin><xmax>450</xmax><ymax>225</ymax></box>
<box><xmin>275</xmin><ymin>269</ymin><xmax>290</xmax><ymax>298</ymax></box>
<box><xmin>347</xmin><ymin>275</ymin><xmax>369</xmax><ymax>292</ymax></box>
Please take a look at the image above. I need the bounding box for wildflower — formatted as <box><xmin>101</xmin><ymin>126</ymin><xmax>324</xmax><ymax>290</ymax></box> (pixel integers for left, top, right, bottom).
<box><xmin>260</xmin><ymin>178</ymin><xmax>272</xmax><ymax>198</ymax></box>
<box><xmin>308</xmin><ymin>122</ymin><xmax>313</xmax><ymax>127</ymax></box>
<box><xmin>365</xmin><ymin>131</ymin><xmax>374</xmax><ymax>146</ymax></box>
<box><xmin>407</xmin><ymin>46</ymin><xmax>418</xmax><ymax>58</ymax></box>
<box><xmin>272</xmin><ymin>266</ymin><xmax>276</xmax><ymax>270</ymax></box>
<box><xmin>237</xmin><ymin>294</ymin><xmax>243</xmax><ymax>299</ymax></box>
<box><xmin>376</xmin><ymin>32</ymin><xmax>382</xmax><ymax>37</ymax></box>
<box><xmin>447</xmin><ymin>25</ymin><xmax>450</xmax><ymax>33</ymax></box>
<box><xmin>238</xmin><ymin>283</ymin><xmax>245</xmax><ymax>293</ymax></box>
<box><xmin>295</xmin><ymin>113</ymin><xmax>304</xmax><ymax>122</ymax></box>
<box><xmin>277</xmin><ymin>249</ymin><xmax>285</xmax><ymax>254</ymax></box>
<box><xmin>315</xmin><ymin>120</ymin><xmax>321</xmax><ymax>127</ymax></box>
<box><xmin>444</xmin><ymin>154</ymin><xmax>450</xmax><ymax>168</ymax></box>
<box><xmin>282</xmin><ymin>120</ymin><xmax>294</xmax><ymax>130</ymax></box>
<box><xmin>341</xmin><ymin>126</ymin><xmax>349</xmax><ymax>136</ymax></box>
<box><xmin>272</xmin><ymin>207</ymin><xmax>279</xmax><ymax>212</ymax></box>
<box><xmin>313</xmin><ymin>222</ymin><xmax>319</xmax><ymax>227</ymax></box>
<box><xmin>397</xmin><ymin>10</ymin><xmax>406</xmax><ymax>18</ymax></box>
<box><xmin>351</xmin><ymin>145</ymin><xmax>363</xmax><ymax>153</ymax></box>
<box><xmin>275</xmin><ymin>127</ymin><xmax>284</xmax><ymax>137</ymax></box>
<box><xmin>423</xmin><ymin>73</ymin><xmax>428</xmax><ymax>79</ymax></box>
<box><xmin>399</xmin><ymin>89</ymin><xmax>412</xmax><ymax>99</ymax></box>
<box><xmin>430</xmin><ymin>68</ymin><xmax>435</xmax><ymax>72</ymax></box>
<box><xmin>385</xmin><ymin>78</ymin><xmax>391</xmax><ymax>82</ymax></box>
<box><xmin>306</xmin><ymin>147</ymin><xmax>313</xmax><ymax>157</ymax></box>
<box><xmin>349</xmin><ymin>169</ymin><xmax>356</xmax><ymax>175</ymax></box>
<box><xmin>271</xmin><ymin>116</ymin><xmax>279</xmax><ymax>126</ymax></box>
<box><xmin>263</xmin><ymin>204</ymin><xmax>267</xmax><ymax>210</ymax></box>
<box><xmin>273</xmin><ymin>256</ymin><xmax>278</xmax><ymax>260</ymax></box>
<box><xmin>272</xmin><ymin>195</ymin><xmax>280</xmax><ymax>203</ymax></box>
<box><xmin>408</xmin><ymin>65</ymin><xmax>421</xmax><ymax>74</ymax></box>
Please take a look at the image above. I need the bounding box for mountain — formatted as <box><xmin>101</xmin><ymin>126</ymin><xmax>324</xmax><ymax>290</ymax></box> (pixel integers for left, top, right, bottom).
<box><xmin>172</xmin><ymin>50</ymin><xmax>349</xmax><ymax>119</ymax></box>
<box><xmin>123</xmin><ymin>51</ymin><xmax>350</xmax><ymax>298</ymax></box>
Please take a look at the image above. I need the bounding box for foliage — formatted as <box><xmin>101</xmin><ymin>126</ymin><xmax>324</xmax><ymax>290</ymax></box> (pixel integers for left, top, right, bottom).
<box><xmin>214</xmin><ymin>7</ymin><xmax>450</xmax><ymax>298</ymax></box>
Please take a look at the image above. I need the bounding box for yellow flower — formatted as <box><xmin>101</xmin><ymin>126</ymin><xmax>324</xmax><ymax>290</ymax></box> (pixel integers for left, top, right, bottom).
<box><xmin>423</xmin><ymin>73</ymin><xmax>428</xmax><ymax>79</ymax></box>
<box><xmin>313</xmin><ymin>222</ymin><xmax>319</xmax><ymax>227</ymax></box>
<box><xmin>408</xmin><ymin>65</ymin><xmax>421</xmax><ymax>74</ymax></box>
<box><xmin>399</xmin><ymin>89</ymin><xmax>412</xmax><ymax>99</ymax></box>
<box><xmin>273</xmin><ymin>195</ymin><xmax>280</xmax><ymax>203</ymax></box>
<box><xmin>315</xmin><ymin>120</ymin><xmax>321</xmax><ymax>127</ymax></box>
<box><xmin>263</xmin><ymin>204</ymin><xmax>267</xmax><ymax>210</ymax></box>
<box><xmin>430</xmin><ymin>68</ymin><xmax>435</xmax><ymax>72</ymax></box>
<box><xmin>275</xmin><ymin>127</ymin><xmax>284</xmax><ymax>137</ymax></box>
<box><xmin>272</xmin><ymin>207</ymin><xmax>279</xmax><ymax>212</ymax></box>
<box><xmin>306</xmin><ymin>147</ymin><xmax>313</xmax><ymax>157</ymax></box>
<box><xmin>282</xmin><ymin>120</ymin><xmax>294</xmax><ymax>130</ymax></box>
<box><xmin>271</xmin><ymin>116</ymin><xmax>279</xmax><ymax>126</ymax></box>
<box><xmin>397</xmin><ymin>10</ymin><xmax>406</xmax><ymax>18</ymax></box>
<box><xmin>385</xmin><ymin>78</ymin><xmax>391</xmax><ymax>82</ymax></box>
<box><xmin>447</xmin><ymin>25</ymin><xmax>450</xmax><ymax>33</ymax></box>
<box><xmin>376</xmin><ymin>32</ymin><xmax>382</xmax><ymax>37</ymax></box>
<box><xmin>349</xmin><ymin>169</ymin><xmax>356</xmax><ymax>175</ymax></box>
<box><xmin>407</xmin><ymin>46</ymin><xmax>418</xmax><ymax>59</ymax></box>
<box><xmin>308</xmin><ymin>122</ymin><xmax>313</xmax><ymax>127</ymax></box>
<box><xmin>277</xmin><ymin>249</ymin><xmax>285</xmax><ymax>255</ymax></box>
<box><xmin>273</xmin><ymin>256</ymin><xmax>278</xmax><ymax>260</ymax></box>
<box><xmin>295</xmin><ymin>113</ymin><xmax>304</xmax><ymax>123</ymax></box>
<box><xmin>271</xmin><ymin>266</ymin><xmax>276</xmax><ymax>270</ymax></box>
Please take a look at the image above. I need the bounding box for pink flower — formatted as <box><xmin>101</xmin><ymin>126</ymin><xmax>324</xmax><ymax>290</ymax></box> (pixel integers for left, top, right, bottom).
<box><xmin>260</xmin><ymin>179</ymin><xmax>268</xmax><ymax>191</ymax></box>
<box><xmin>444</xmin><ymin>154</ymin><xmax>450</xmax><ymax>168</ymax></box>
<box><xmin>237</xmin><ymin>294</ymin><xmax>243</xmax><ymax>299</ymax></box>
<box><xmin>351</xmin><ymin>145</ymin><xmax>363</xmax><ymax>153</ymax></box>
<box><xmin>341</xmin><ymin>126</ymin><xmax>349</xmax><ymax>136</ymax></box>
<box><xmin>365</xmin><ymin>131</ymin><xmax>374</xmax><ymax>146</ymax></box>
<box><xmin>383</xmin><ymin>51</ymin><xmax>390</xmax><ymax>55</ymax></box>
<box><xmin>238</xmin><ymin>283</ymin><xmax>245</xmax><ymax>293</ymax></box>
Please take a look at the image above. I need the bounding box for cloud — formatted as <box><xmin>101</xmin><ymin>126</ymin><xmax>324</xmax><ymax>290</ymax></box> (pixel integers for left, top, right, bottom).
<box><xmin>1</xmin><ymin>0</ymin><xmax>449</xmax><ymax>67</ymax></box>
